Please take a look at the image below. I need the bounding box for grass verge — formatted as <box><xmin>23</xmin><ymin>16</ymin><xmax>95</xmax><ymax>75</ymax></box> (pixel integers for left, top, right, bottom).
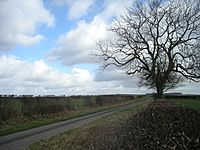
<box><xmin>0</xmin><ymin>100</ymin><xmax>136</xmax><ymax>136</ymax></box>
<box><xmin>26</xmin><ymin>100</ymin><xmax>150</xmax><ymax>150</ymax></box>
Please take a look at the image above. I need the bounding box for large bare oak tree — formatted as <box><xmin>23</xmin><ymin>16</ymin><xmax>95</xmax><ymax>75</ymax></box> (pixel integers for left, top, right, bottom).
<box><xmin>95</xmin><ymin>0</ymin><xmax>200</xmax><ymax>98</ymax></box>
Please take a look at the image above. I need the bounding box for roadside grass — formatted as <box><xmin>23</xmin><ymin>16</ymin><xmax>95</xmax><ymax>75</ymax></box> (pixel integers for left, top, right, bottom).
<box><xmin>174</xmin><ymin>98</ymin><xmax>200</xmax><ymax>110</ymax></box>
<box><xmin>0</xmin><ymin>99</ymin><xmax>136</xmax><ymax>136</ymax></box>
<box><xmin>26</xmin><ymin>100</ymin><xmax>150</xmax><ymax>150</ymax></box>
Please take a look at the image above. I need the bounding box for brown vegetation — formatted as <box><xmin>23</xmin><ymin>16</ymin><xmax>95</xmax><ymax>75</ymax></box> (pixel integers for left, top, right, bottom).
<box><xmin>28</xmin><ymin>100</ymin><xmax>200</xmax><ymax>150</ymax></box>
<box><xmin>118</xmin><ymin>101</ymin><xmax>200</xmax><ymax>149</ymax></box>
<box><xmin>67</xmin><ymin>101</ymin><xmax>200</xmax><ymax>149</ymax></box>
<box><xmin>0</xmin><ymin>95</ymin><xmax>134</xmax><ymax>122</ymax></box>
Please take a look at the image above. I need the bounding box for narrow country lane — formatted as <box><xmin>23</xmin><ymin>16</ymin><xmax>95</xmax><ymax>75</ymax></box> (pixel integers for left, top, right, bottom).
<box><xmin>0</xmin><ymin>100</ymin><xmax>147</xmax><ymax>150</ymax></box>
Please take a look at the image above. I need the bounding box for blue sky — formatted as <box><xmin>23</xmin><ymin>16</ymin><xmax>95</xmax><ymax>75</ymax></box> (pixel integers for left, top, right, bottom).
<box><xmin>0</xmin><ymin>0</ymin><xmax>199</xmax><ymax>95</ymax></box>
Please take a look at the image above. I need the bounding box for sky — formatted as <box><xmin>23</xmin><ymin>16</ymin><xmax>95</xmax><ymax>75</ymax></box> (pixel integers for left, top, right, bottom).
<box><xmin>0</xmin><ymin>0</ymin><xmax>199</xmax><ymax>96</ymax></box>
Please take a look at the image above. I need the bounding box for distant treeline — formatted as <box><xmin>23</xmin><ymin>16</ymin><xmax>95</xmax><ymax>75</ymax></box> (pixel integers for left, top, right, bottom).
<box><xmin>0</xmin><ymin>95</ymin><xmax>135</xmax><ymax>121</ymax></box>
<box><xmin>145</xmin><ymin>93</ymin><xmax>200</xmax><ymax>99</ymax></box>
<box><xmin>164</xmin><ymin>94</ymin><xmax>200</xmax><ymax>99</ymax></box>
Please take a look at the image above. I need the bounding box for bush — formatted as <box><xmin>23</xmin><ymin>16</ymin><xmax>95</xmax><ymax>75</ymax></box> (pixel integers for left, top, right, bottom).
<box><xmin>121</xmin><ymin>101</ymin><xmax>200</xmax><ymax>149</ymax></box>
<box><xmin>92</xmin><ymin>101</ymin><xmax>200</xmax><ymax>150</ymax></box>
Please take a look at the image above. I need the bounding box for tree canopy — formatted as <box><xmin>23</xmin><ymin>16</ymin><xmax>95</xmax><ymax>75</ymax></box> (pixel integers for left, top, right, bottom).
<box><xmin>95</xmin><ymin>0</ymin><xmax>200</xmax><ymax>98</ymax></box>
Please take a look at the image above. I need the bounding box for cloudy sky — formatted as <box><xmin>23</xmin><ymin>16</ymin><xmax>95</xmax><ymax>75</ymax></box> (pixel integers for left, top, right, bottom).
<box><xmin>0</xmin><ymin>0</ymin><xmax>199</xmax><ymax>96</ymax></box>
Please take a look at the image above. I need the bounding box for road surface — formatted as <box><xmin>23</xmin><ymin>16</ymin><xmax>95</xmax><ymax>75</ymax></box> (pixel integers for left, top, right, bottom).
<box><xmin>0</xmin><ymin>100</ymin><xmax>147</xmax><ymax>150</ymax></box>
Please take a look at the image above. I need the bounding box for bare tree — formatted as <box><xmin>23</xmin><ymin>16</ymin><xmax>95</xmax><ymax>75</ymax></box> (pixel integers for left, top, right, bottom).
<box><xmin>95</xmin><ymin>0</ymin><xmax>200</xmax><ymax>98</ymax></box>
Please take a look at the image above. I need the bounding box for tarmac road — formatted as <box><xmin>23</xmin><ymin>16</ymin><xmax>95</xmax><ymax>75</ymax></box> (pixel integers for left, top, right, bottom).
<box><xmin>0</xmin><ymin>100</ymin><xmax>147</xmax><ymax>150</ymax></box>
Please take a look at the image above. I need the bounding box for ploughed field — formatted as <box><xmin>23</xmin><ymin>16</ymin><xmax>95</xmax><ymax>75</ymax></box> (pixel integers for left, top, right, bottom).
<box><xmin>27</xmin><ymin>99</ymin><xmax>200</xmax><ymax>150</ymax></box>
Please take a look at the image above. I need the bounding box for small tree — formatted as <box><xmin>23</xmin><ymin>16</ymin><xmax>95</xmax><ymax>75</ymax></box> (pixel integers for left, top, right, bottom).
<box><xmin>95</xmin><ymin>0</ymin><xmax>200</xmax><ymax>98</ymax></box>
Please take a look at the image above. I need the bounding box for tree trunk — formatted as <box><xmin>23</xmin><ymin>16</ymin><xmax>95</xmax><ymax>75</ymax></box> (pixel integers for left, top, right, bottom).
<box><xmin>156</xmin><ymin>85</ymin><xmax>163</xmax><ymax>99</ymax></box>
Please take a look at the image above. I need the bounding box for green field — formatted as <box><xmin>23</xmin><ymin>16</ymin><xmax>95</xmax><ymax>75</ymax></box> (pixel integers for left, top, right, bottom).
<box><xmin>174</xmin><ymin>99</ymin><xmax>200</xmax><ymax>110</ymax></box>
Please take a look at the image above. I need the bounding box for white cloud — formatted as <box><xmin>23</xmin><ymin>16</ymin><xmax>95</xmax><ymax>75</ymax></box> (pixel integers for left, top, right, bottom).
<box><xmin>94</xmin><ymin>66</ymin><xmax>143</xmax><ymax>89</ymax></box>
<box><xmin>48</xmin><ymin>16</ymin><xmax>107</xmax><ymax>65</ymax></box>
<box><xmin>169</xmin><ymin>82</ymin><xmax>200</xmax><ymax>95</ymax></box>
<box><xmin>48</xmin><ymin>0</ymin><xmax>135</xmax><ymax>66</ymax></box>
<box><xmin>99</xmin><ymin>0</ymin><xmax>134</xmax><ymax>21</ymax></box>
<box><xmin>52</xmin><ymin>0</ymin><xmax>93</xmax><ymax>20</ymax></box>
<box><xmin>0</xmin><ymin>55</ymin><xmax>92</xmax><ymax>95</ymax></box>
<box><xmin>0</xmin><ymin>0</ymin><xmax>54</xmax><ymax>50</ymax></box>
<box><xmin>67</xmin><ymin>0</ymin><xmax>93</xmax><ymax>20</ymax></box>
<box><xmin>0</xmin><ymin>55</ymin><xmax>198</xmax><ymax>95</ymax></box>
<box><xmin>52</xmin><ymin>0</ymin><xmax>133</xmax><ymax>21</ymax></box>
<box><xmin>0</xmin><ymin>55</ymin><xmax>143</xmax><ymax>95</ymax></box>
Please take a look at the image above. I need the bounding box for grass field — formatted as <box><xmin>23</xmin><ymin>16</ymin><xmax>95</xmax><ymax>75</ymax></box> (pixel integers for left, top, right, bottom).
<box><xmin>0</xmin><ymin>99</ymin><xmax>135</xmax><ymax>136</ymax></box>
<box><xmin>26</xmin><ymin>101</ymin><xmax>149</xmax><ymax>150</ymax></box>
<box><xmin>174</xmin><ymin>99</ymin><xmax>200</xmax><ymax>110</ymax></box>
